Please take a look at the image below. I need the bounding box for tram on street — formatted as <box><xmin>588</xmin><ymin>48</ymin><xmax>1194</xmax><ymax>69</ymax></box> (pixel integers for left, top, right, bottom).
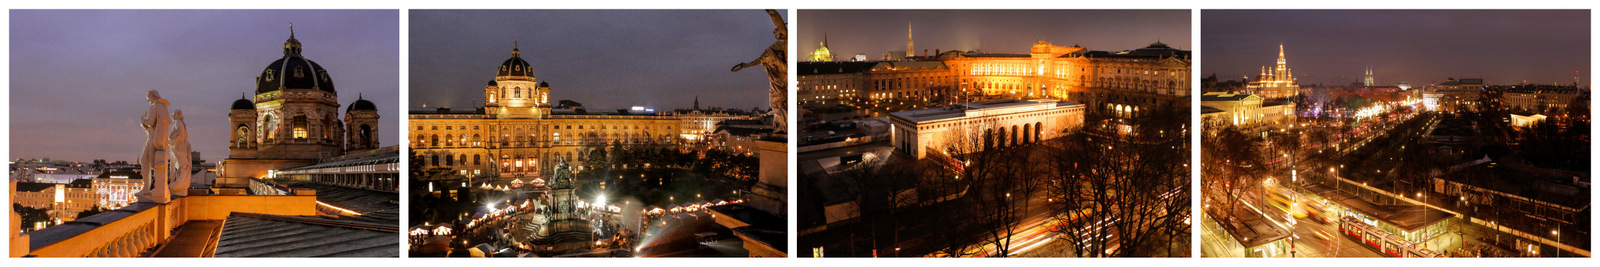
<box><xmin>1338</xmin><ymin>217</ymin><xmax>1444</xmax><ymax>257</ymax></box>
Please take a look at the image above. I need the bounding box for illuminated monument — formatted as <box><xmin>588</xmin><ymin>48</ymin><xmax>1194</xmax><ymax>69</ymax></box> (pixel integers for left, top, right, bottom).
<box><xmin>1243</xmin><ymin>43</ymin><xmax>1299</xmax><ymax>99</ymax></box>
<box><xmin>810</xmin><ymin>34</ymin><xmax>834</xmax><ymax>62</ymax></box>
<box><xmin>221</xmin><ymin>26</ymin><xmax>383</xmax><ymax>182</ymax></box>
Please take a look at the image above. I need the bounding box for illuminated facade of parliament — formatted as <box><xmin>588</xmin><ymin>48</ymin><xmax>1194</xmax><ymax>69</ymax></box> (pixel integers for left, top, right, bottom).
<box><xmin>409</xmin><ymin>44</ymin><xmax>754</xmax><ymax>182</ymax></box>
<box><xmin>800</xmin><ymin>37</ymin><xmax>1190</xmax><ymax>118</ymax></box>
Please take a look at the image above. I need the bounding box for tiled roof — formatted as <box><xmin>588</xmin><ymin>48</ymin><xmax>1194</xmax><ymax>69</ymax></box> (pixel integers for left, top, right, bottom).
<box><xmin>213</xmin><ymin>212</ymin><xmax>397</xmax><ymax>257</ymax></box>
<box><xmin>277</xmin><ymin>181</ymin><xmax>399</xmax><ymax>222</ymax></box>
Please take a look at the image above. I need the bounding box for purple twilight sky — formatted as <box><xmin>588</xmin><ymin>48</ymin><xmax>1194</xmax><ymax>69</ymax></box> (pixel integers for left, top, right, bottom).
<box><xmin>798</xmin><ymin>10</ymin><xmax>1191</xmax><ymax>58</ymax></box>
<box><xmin>1203</xmin><ymin>10</ymin><xmax>1590</xmax><ymax>87</ymax></box>
<box><xmin>10</xmin><ymin>10</ymin><xmax>400</xmax><ymax>162</ymax></box>
<box><xmin>408</xmin><ymin>10</ymin><xmax>785</xmax><ymax>111</ymax></box>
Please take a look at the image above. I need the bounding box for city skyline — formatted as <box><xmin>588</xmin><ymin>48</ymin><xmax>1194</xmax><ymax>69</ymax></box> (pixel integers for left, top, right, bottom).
<box><xmin>9</xmin><ymin>10</ymin><xmax>401</xmax><ymax>162</ymax></box>
<box><xmin>1203</xmin><ymin>10</ymin><xmax>1589</xmax><ymax>87</ymax></box>
<box><xmin>408</xmin><ymin>10</ymin><xmax>784</xmax><ymax>111</ymax></box>
<box><xmin>799</xmin><ymin>10</ymin><xmax>1191</xmax><ymax>58</ymax></box>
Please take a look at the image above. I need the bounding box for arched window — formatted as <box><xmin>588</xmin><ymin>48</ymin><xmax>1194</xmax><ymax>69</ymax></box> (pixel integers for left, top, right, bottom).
<box><xmin>1023</xmin><ymin>124</ymin><xmax>1031</xmax><ymax>144</ymax></box>
<box><xmin>474</xmin><ymin>154</ymin><xmax>481</xmax><ymax>165</ymax></box>
<box><xmin>1035</xmin><ymin>122</ymin><xmax>1043</xmax><ymax>141</ymax></box>
<box><xmin>515</xmin><ymin>87</ymin><xmax>522</xmax><ymax>98</ymax></box>
<box><xmin>262</xmin><ymin>114</ymin><xmax>278</xmax><ymax>141</ymax></box>
<box><xmin>236</xmin><ymin>125</ymin><xmax>251</xmax><ymax>147</ymax></box>
<box><xmin>416</xmin><ymin>134</ymin><xmax>425</xmax><ymax>147</ymax></box>
<box><xmin>445</xmin><ymin>153</ymin><xmax>454</xmax><ymax>166</ymax></box>
<box><xmin>430</xmin><ymin>134</ymin><xmax>439</xmax><ymax>148</ymax></box>
<box><xmin>291</xmin><ymin>113</ymin><xmax>309</xmax><ymax>139</ymax></box>
<box><xmin>445</xmin><ymin>134</ymin><xmax>454</xmax><ymax>147</ymax></box>
<box><xmin>359</xmin><ymin>124</ymin><xmax>373</xmax><ymax>146</ymax></box>
<box><xmin>459</xmin><ymin>155</ymin><xmax>467</xmax><ymax>166</ymax></box>
<box><xmin>431</xmin><ymin>155</ymin><xmax>439</xmax><ymax>166</ymax></box>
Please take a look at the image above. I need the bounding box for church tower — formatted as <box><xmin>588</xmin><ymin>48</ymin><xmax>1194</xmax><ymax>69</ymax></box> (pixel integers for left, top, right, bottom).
<box><xmin>1364</xmin><ymin>66</ymin><xmax>1375</xmax><ymax>87</ymax></box>
<box><xmin>906</xmin><ymin>23</ymin><xmax>915</xmax><ymax>58</ymax></box>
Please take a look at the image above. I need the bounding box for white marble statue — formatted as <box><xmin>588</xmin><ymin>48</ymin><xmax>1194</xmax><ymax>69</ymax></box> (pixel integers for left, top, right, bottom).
<box><xmin>169</xmin><ymin>109</ymin><xmax>192</xmax><ymax>197</ymax></box>
<box><xmin>135</xmin><ymin>90</ymin><xmax>171</xmax><ymax>204</ymax></box>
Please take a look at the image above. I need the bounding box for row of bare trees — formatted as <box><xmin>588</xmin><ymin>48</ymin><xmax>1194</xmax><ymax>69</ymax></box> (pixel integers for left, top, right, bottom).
<box><xmin>1045</xmin><ymin>103</ymin><xmax>1191</xmax><ymax>257</ymax></box>
<box><xmin>811</xmin><ymin>102</ymin><xmax>1190</xmax><ymax>257</ymax></box>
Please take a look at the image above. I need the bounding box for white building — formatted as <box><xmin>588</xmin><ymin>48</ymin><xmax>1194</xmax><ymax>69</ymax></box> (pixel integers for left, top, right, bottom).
<box><xmin>888</xmin><ymin>99</ymin><xmax>1085</xmax><ymax>159</ymax></box>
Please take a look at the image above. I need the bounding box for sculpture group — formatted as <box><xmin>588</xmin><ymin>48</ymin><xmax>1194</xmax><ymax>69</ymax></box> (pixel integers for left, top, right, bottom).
<box><xmin>134</xmin><ymin>90</ymin><xmax>193</xmax><ymax>204</ymax></box>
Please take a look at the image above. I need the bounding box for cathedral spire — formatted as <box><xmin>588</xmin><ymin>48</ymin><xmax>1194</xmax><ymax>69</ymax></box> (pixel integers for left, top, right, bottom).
<box><xmin>694</xmin><ymin>95</ymin><xmax>700</xmax><ymax>110</ymax></box>
<box><xmin>906</xmin><ymin>23</ymin><xmax>914</xmax><ymax>59</ymax></box>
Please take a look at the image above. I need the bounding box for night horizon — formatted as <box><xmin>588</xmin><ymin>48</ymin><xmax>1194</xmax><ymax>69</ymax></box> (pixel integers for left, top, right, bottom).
<box><xmin>408</xmin><ymin>9</ymin><xmax>784</xmax><ymax>111</ymax></box>
<box><xmin>799</xmin><ymin>10</ymin><xmax>1191</xmax><ymax>59</ymax></box>
<box><xmin>9</xmin><ymin>10</ymin><xmax>400</xmax><ymax>162</ymax></box>
<box><xmin>1203</xmin><ymin>10</ymin><xmax>1589</xmax><ymax>87</ymax></box>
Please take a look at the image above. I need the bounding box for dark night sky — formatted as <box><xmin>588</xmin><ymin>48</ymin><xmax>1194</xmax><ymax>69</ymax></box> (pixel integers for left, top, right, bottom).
<box><xmin>1203</xmin><ymin>10</ymin><xmax>1589</xmax><ymax>87</ymax></box>
<box><xmin>409</xmin><ymin>10</ymin><xmax>784</xmax><ymax>111</ymax></box>
<box><xmin>10</xmin><ymin>10</ymin><xmax>400</xmax><ymax>162</ymax></box>
<box><xmin>798</xmin><ymin>10</ymin><xmax>1191</xmax><ymax>58</ymax></box>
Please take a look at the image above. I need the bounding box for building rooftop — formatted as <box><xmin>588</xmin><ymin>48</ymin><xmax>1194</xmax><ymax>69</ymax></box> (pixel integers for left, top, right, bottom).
<box><xmin>889</xmin><ymin>99</ymin><xmax>1081</xmax><ymax>123</ymax></box>
<box><xmin>707</xmin><ymin>204</ymin><xmax>786</xmax><ymax>255</ymax></box>
<box><xmin>1201</xmin><ymin>92</ymin><xmax>1259</xmax><ymax>102</ymax></box>
<box><xmin>1304</xmin><ymin>184</ymin><xmax>1454</xmax><ymax>232</ymax></box>
<box><xmin>1206</xmin><ymin>203</ymin><xmax>1289</xmax><ymax>248</ymax></box>
<box><xmin>276</xmin><ymin>181</ymin><xmax>399</xmax><ymax>224</ymax></box>
<box><xmin>14</xmin><ymin>181</ymin><xmax>57</xmax><ymax>192</ymax></box>
<box><xmin>213</xmin><ymin>212</ymin><xmax>398</xmax><ymax>257</ymax></box>
<box><xmin>408</xmin><ymin>107</ymin><xmax>487</xmax><ymax>115</ymax></box>
<box><xmin>797</xmin><ymin>61</ymin><xmax>878</xmax><ymax>75</ymax></box>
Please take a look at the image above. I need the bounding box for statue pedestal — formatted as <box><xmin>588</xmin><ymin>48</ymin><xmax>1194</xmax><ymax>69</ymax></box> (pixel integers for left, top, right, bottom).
<box><xmin>136</xmin><ymin>163</ymin><xmax>171</xmax><ymax>204</ymax></box>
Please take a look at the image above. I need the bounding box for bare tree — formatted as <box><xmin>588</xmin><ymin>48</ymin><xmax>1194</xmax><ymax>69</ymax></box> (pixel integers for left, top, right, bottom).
<box><xmin>1201</xmin><ymin>124</ymin><xmax>1265</xmax><ymax>231</ymax></box>
<box><xmin>1047</xmin><ymin>103</ymin><xmax>1190</xmax><ymax>257</ymax></box>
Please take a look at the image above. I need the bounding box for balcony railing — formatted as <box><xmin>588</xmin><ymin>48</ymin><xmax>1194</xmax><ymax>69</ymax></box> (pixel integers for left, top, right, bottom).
<box><xmin>17</xmin><ymin>191</ymin><xmax>318</xmax><ymax>257</ymax></box>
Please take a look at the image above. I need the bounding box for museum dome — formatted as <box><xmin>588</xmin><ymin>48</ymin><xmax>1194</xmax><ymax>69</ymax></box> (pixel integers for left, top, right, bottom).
<box><xmin>348</xmin><ymin>94</ymin><xmax>377</xmax><ymax>112</ymax></box>
<box><xmin>256</xmin><ymin>28</ymin><xmax>336</xmax><ymax>94</ymax></box>
<box><xmin>231</xmin><ymin>94</ymin><xmax>255</xmax><ymax>110</ymax></box>
<box><xmin>497</xmin><ymin>41</ymin><xmax>533</xmax><ymax>79</ymax></box>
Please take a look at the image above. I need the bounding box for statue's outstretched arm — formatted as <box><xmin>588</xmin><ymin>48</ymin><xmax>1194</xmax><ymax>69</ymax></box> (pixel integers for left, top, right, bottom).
<box><xmin>731</xmin><ymin>56</ymin><xmax>763</xmax><ymax>72</ymax></box>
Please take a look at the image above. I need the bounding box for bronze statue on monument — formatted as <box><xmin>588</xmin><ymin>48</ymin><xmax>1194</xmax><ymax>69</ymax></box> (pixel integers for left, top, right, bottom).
<box><xmin>732</xmin><ymin>9</ymin><xmax>788</xmax><ymax>133</ymax></box>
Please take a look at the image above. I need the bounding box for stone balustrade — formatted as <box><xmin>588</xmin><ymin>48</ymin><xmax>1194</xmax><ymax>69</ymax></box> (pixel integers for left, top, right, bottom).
<box><xmin>20</xmin><ymin>192</ymin><xmax>318</xmax><ymax>257</ymax></box>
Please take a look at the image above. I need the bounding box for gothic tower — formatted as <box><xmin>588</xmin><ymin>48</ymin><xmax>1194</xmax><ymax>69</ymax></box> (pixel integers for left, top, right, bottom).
<box><xmin>906</xmin><ymin>23</ymin><xmax>915</xmax><ymax>58</ymax></box>
<box><xmin>1364</xmin><ymin>66</ymin><xmax>1375</xmax><ymax>87</ymax></box>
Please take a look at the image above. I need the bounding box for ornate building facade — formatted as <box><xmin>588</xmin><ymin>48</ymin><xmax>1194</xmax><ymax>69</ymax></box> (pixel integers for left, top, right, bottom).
<box><xmin>889</xmin><ymin>99</ymin><xmax>1085</xmax><ymax>159</ymax></box>
<box><xmin>221</xmin><ymin>29</ymin><xmax>383</xmax><ymax>181</ymax></box>
<box><xmin>1244</xmin><ymin>44</ymin><xmax>1300</xmax><ymax>100</ymax></box>
<box><xmin>409</xmin><ymin>44</ymin><xmax>757</xmax><ymax>182</ymax></box>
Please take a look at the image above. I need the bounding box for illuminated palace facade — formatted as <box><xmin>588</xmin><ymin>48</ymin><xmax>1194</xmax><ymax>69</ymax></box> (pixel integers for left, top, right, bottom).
<box><xmin>798</xmin><ymin>40</ymin><xmax>1190</xmax><ymax>118</ymax></box>
<box><xmin>409</xmin><ymin>44</ymin><xmax>753</xmax><ymax>182</ymax></box>
<box><xmin>1242</xmin><ymin>44</ymin><xmax>1299</xmax><ymax>100</ymax></box>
